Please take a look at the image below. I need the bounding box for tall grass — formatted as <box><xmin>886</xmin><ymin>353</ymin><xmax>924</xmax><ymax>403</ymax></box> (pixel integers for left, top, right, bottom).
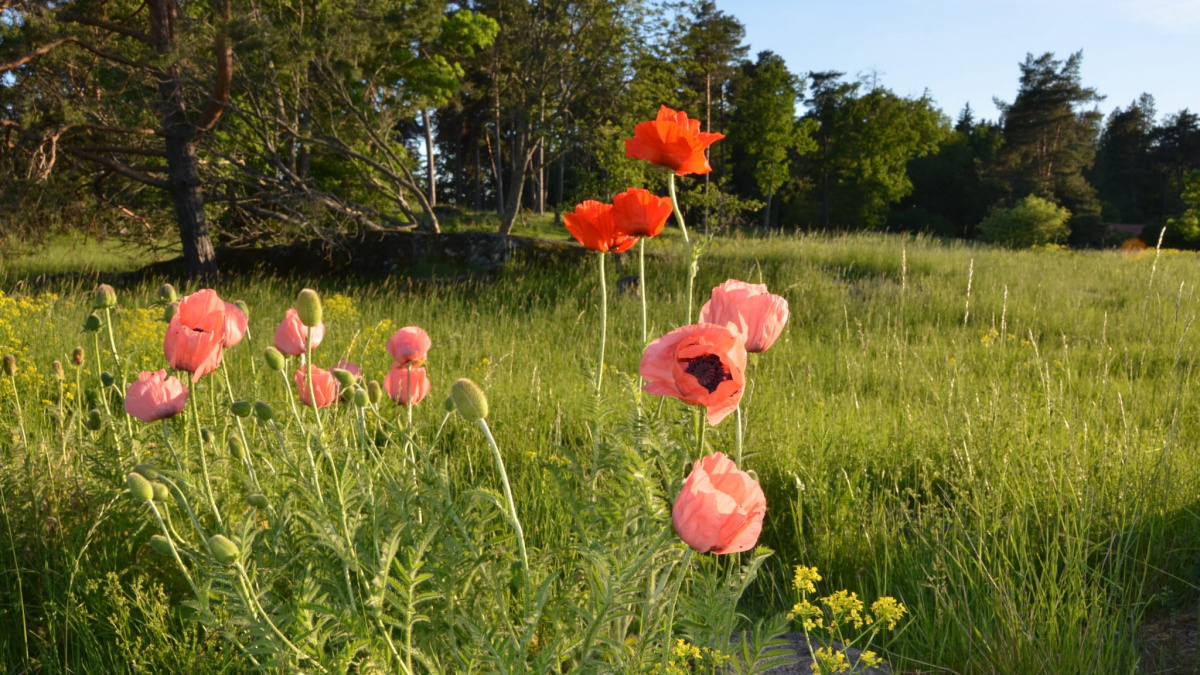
<box><xmin>1</xmin><ymin>232</ymin><xmax>1199</xmax><ymax>673</ymax></box>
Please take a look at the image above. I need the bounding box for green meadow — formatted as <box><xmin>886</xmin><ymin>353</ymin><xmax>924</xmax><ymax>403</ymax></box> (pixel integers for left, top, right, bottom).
<box><xmin>1</xmin><ymin>232</ymin><xmax>1199</xmax><ymax>673</ymax></box>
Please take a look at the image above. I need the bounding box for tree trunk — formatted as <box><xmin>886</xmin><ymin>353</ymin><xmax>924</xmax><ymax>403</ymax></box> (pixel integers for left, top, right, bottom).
<box><xmin>474</xmin><ymin>134</ymin><xmax>483</xmax><ymax>211</ymax></box>
<box><xmin>703</xmin><ymin>70</ymin><xmax>711</xmax><ymax>234</ymax></box>
<box><xmin>493</xmin><ymin>80</ymin><xmax>505</xmax><ymax>216</ymax></box>
<box><xmin>422</xmin><ymin>108</ymin><xmax>436</xmax><ymax>208</ymax></box>
<box><xmin>761</xmin><ymin>189</ymin><xmax>773</xmax><ymax>236</ymax></box>
<box><xmin>499</xmin><ymin>130</ymin><xmax>534</xmax><ymax>235</ymax></box>
<box><xmin>554</xmin><ymin>143</ymin><xmax>565</xmax><ymax>226</ymax></box>
<box><xmin>536</xmin><ymin>105</ymin><xmax>545</xmax><ymax>215</ymax></box>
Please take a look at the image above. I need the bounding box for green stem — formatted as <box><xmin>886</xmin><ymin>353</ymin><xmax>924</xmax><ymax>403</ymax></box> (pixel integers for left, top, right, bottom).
<box><xmin>735</xmin><ymin>404</ymin><xmax>743</xmax><ymax>466</ymax></box>
<box><xmin>304</xmin><ymin>334</ymin><xmax>323</xmax><ymax>434</ymax></box>
<box><xmin>192</xmin><ymin>395</ymin><xmax>222</xmax><ymax>526</ymax></box>
<box><xmin>148</xmin><ymin>501</ymin><xmax>200</xmax><ymax>599</ymax></box>
<box><xmin>234</xmin><ymin>563</ymin><xmax>323</xmax><ymax>672</ymax></box>
<box><xmin>162</xmin><ymin>420</ymin><xmax>183</xmax><ymax>472</ymax></box>
<box><xmin>8</xmin><ymin>374</ymin><xmax>28</xmax><ymax>449</ymax></box>
<box><xmin>697</xmin><ymin>412</ymin><xmax>706</xmax><ymax>458</ymax></box>
<box><xmin>668</xmin><ymin>174</ymin><xmax>695</xmax><ymax>323</ymax></box>
<box><xmin>477</xmin><ymin>419</ymin><xmax>529</xmax><ymax>577</ymax></box>
<box><xmin>639</xmin><ymin>238</ymin><xmax>648</xmax><ymax>348</ymax></box>
<box><xmin>0</xmin><ymin>481</ymin><xmax>30</xmax><ymax>665</ymax></box>
<box><xmin>221</xmin><ymin>361</ymin><xmax>257</xmax><ymax>488</ymax></box>
<box><xmin>660</xmin><ymin>547</ymin><xmax>695</xmax><ymax>672</ymax></box>
<box><xmin>104</xmin><ymin>307</ymin><xmax>135</xmax><ymax>447</ymax></box>
<box><xmin>596</xmin><ymin>251</ymin><xmax>608</xmax><ymax>395</ymax></box>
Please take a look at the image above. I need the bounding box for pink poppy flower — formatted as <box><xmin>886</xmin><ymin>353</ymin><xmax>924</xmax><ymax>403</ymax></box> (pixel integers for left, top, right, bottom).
<box><xmin>295</xmin><ymin>366</ymin><xmax>339</xmax><ymax>409</ymax></box>
<box><xmin>699</xmin><ymin>280</ymin><xmax>790</xmax><ymax>354</ymax></box>
<box><xmin>124</xmin><ymin>370</ymin><xmax>189</xmax><ymax>422</ymax></box>
<box><xmin>384</xmin><ymin>364</ymin><xmax>431</xmax><ymax>406</ymax></box>
<box><xmin>386</xmin><ymin>326</ymin><xmax>431</xmax><ymax>365</ymax></box>
<box><xmin>639</xmin><ymin>323</ymin><xmax>747</xmax><ymax>425</ymax></box>
<box><xmin>672</xmin><ymin>452</ymin><xmax>766</xmax><ymax>554</ymax></box>
<box><xmin>223</xmin><ymin>301</ymin><xmax>249</xmax><ymax>348</ymax></box>
<box><xmin>274</xmin><ymin>308</ymin><xmax>325</xmax><ymax>356</ymax></box>
<box><xmin>164</xmin><ymin>289</ymin><xmax>226</xmax><ymax>382</ymax></box>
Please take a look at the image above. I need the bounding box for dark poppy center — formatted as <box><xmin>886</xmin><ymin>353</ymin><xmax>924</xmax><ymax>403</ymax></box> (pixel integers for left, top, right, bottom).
<box><xmin>683</xmin><ymin>354</ymin><xmax>730</xmax><ymax>393</ymax></box>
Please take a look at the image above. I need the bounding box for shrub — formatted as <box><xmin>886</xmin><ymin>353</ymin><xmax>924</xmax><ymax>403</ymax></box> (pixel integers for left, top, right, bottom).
<box><xmin>978</xmin><ymin>195</ymin><xmax>1071</xmax><ymax>248</ymax></box>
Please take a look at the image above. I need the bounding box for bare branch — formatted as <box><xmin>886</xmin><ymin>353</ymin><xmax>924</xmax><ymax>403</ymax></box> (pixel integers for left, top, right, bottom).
<box><xmin>61</xmin><ymin>146</ymin><xmax>170</xmax><ymax>189</ymax></box>
<box><xmin>73</xmin><ymin>146</ymin><xmax>167</xmax><ymax>157</ymax></box>
<box><xmin>195</xmin><ymin>0</ymin><xmax>233</xmax><ymax>134</ymax></box>
<box><xmin>0</xmin><ymin>37</ymin><xmax>79</xmax><ymax>74</ymax></box>
<box><xmin>57</xmin><ymin>15</ymin><xmax>152</xmax><ymax>44</ymax></box>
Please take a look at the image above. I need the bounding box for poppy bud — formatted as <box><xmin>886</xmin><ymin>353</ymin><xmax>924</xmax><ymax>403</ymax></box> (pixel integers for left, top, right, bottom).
<box><xmin>207</xmin><ymin>534</ymin><xmax>240</xmax><ymax>564</ymax></box>
<box><xmin>263</xmin><ymin>347</ymin><xmax>285</xmax><ymax>372</ymax></box>
<box><xmin>332</xmin><ymin>368</ymin><xmax>356</xmax><ymax>389</ymax></box>
<box><xmin>341</xmin><ymin>387</ymin><xmax>355</xmax><ymax>403</ymax></box>
<box><xmin>163</xmin><ymin>301</ymin><xmax>179</xmax><ymax>323</ymax></box>
<box><xmin>235</xmin><ymin>300</ymin><xmax>250</xmax><ymax>318</ymax></box>
<box><xmin>230</xmin><ymin>400</ymin><xmax>253</xmax><ymax>418</ymax></box>
<box><xmin>158</xmin><ymin>283</ymin><xmax>178</xmax><ymax>304</ymax></box>
<box><xmin>93</xmin><ymin>284</ymin><xmax>118</xmax><ymax>310</ymax></box>
<box><xmin>228</xmin><ymin>434</ymin><xmax>245</xmax><ymax>460</ymax></box>
<box><xmin>253</xmin><ymin>401</ymin><xmax>274</xmax><ymax>422</ymax></box>
<box><xmin>51</xmin><ymin>360</ymin><xmax>64</xmax><ymax>381</ymax></box>
<box><xmin>152</xmin><ymin>482</ymin><xmax>170</xmax><ymax>502</ymax></box>
<box><xmin>443</xmin><ymin>395</ymin><xmax>455</xmax><ymax>413</ymax></box>
<box><xmin>2</xmin><ymin>354</ymin><xmax>15</xmax><ymax>377</ymax></box>
<box><xmin>100</xmin><ymin>371</ymin><xmax>115</xmax><ymax>388</ymax></box>
<box><xmin>133</xmin><ymin>463</ymin><xmax>159</xmax><ymax>480</ymax></box>
<box><xmin>450</xmin><ymin>378</ymin><xmax>488</xmax><ymax>422</ymax></box>
<box><xmin>296</xmin><ymin>289</ymin><xmax>323</xmax><ymax>328</ymax></box>
<box><xmin>353</xmin><ymin>388</ymin><xmax>369</xmax><ymax>407</ymax></box>
<box><xmin>83</xmin><ymin>314</ymin><xmax>102</xmax><ymax>333</ymax></box>
<box><xmin>200</xmin><ymin>428</ymin><xmax>215</xmax><ymax>445</ymax></box>
<box><xmin>246</xmin><ymin>494</ymin><xmax>269</xmax><ymax>509</ymax></box>
<box><xmin>150</xmin><ymin>534</ymin><xmax>174</xmax><ymax>556</ymax></box>
<box><xmin>71</xmin><ymin>346</ymin><xmax>85</xmax><ymax>366</ymax></box>
<box><xmin>126</xmin><ymin>472</ymin><xmax>153</xmax><ymax>502</ymax></box>
<box><xmin>367</xmin><ymin>380</ymin><xmax>383</xmax><ymax>405</ymax></box>
<box><xmin>85</xmin><ymin>409</ymin><xmax>102</xmax><ymax>431</ymax></box>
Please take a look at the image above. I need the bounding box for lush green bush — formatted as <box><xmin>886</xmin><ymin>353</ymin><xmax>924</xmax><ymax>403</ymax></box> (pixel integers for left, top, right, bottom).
<box><xmin>978</xmin><ymin>194</ymin><xmax>1071</xmax><ymax>247</ymax></box>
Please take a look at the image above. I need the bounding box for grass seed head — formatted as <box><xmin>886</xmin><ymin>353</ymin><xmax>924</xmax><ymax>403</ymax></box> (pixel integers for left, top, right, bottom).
<box><xmin>2</xmin><ymin>354</ymin><xmax>15</xmax><ymax>377</ymax></box>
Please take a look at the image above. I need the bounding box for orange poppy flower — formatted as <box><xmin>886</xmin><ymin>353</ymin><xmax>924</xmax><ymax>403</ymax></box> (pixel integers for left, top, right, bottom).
<box><xmin>624</xmin><ymin>106</ymin><xmax>725</xmax><ymax>176</ymax></box>
<box><xmin>639</xmin><ymin>323</ymin><xmax>747</xmax><ymax>425</ymax></box>
<box><xmin>564</xmin><ymin>200</ymin><xmax>637</xmax><ymax>253</ymax></box>
<box><xmin>611</xmin><ymin>188</ymin><xmax>673</xmax><ymax>238</ymax></box>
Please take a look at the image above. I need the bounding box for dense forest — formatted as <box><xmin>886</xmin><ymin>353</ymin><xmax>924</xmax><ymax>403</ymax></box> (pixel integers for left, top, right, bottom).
<box><xmin>2</xmin><ymin>0</ymin><xmax>1199</xmax><ymax>277</ymax></box>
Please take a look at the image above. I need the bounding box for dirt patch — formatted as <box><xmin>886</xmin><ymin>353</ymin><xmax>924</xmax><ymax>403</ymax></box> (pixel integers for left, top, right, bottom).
<box><xmin>1142</xmin><ymin>610</ymin><xmax>1200</xmax><ymax>674</ymax></box>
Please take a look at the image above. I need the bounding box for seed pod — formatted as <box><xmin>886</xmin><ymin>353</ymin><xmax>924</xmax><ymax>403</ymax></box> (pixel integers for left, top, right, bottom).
<box><xmin>341</xmin><ymin>387</ymin><xmax>355</xmax><ymax>403</ymax></box>
<box><xmin>207</xmin><ymin>534</ymin><xmax>240</xmax><ymax>564</ymax></box>
<box><xmin>263</xmin><ymin>347</ymin><xmax>285</xmax><ymax>372</ymax></box>
<box><xmin>152</xmin><ymin>482</ymin><xmax>170</xmax><ymax>502</ymax></box>
<box><xmin>2</xmin><ymin>354</ymin><xmax>15</xmax><ymax>377</ymax></box>
<box><xmin>200</xmin><ymin>428</ymin><xmax>215</xmax><ymax>444</ymax></box>
<box><xmin>450</xmin><ymin>378</ymin><xmax>488</xmax><ymax>422</ymax></box>
<box><xmin>367</xmin><ymin>380</ymin><xmax>383</xmax><ymax>405</ymax></box>
<box><xmin>83</xmin><ymin>314</ymin><xmax>102</xmax><ymax>333</ymax></box>
<box><xmin>246</xmin><ymin>494</ymin><xmax>269</xmax><ymax>509</ymax></box>
<box><xmin>353</xmin><ymin>388</ymin><xmax>369</xmax><ymax>407</ymax></box>
<box><xmin>443</xmin><ymin>395</ymin><xmax>456</xmax><ymax>413</ymax></box>
<box><xmin>93</xmin><ymin>284</ymin><xmax>118</xmax><ymax>309</ymax></box>
<box><xmin>100</xmin><ymin>371</ymin><xmax>115</xmax><ymax>388</ymax></box>
<box><xmin>85</xmin><ymin>409</ymin><xmax>102</xmax><ymax>431</ymax></box>
<box><xmin>296</xmin><ymin>288</ymin><xmax>323</xmax><ymax>328</ymax></box>
<box><xmin>228</xmin><ymin>434</ymin><xmax>245</xmax><ymax>460</ymax></box>
<box><xmin>150</xmin><ymin>535</ymin><xmax>175</xmax><ymax>557</ymax></box>
<box><xmin>158</xmin><ymin>283</ymin><xmax>178</xmax><ymax>303</ymax></box>
<box><xmin>163</xmin><ymin>301</ymin><xmax>179</xmax><ymax>323</ymax></box>
<box><xmin>51</xmin><ymin>360</ymin><xmax>64</xmax><ymax>381</ymax></box>
<box><xmin>126</xmin><ymin>472</ymin><xmax>154</xmax><ymax>502</ymax></box>
<box><xmin>133</xmin><ymin>463</ymin><xmax>159</xmax><ymax>480</ymax></box>
<box><xmin>332</xmin><ymin>368</ymin><xmax>356</xmax><ymax>388</ymax></box>
<box><xmin>234</xmin><ymin>300</ymin><xmax>250</xmax><ymax>318</ymax></box>
<box><xmin>230</xmin><ymin>400</ymin><xmax>253</xmax><ymax>418</ymax></box>
<box><xmin>71</xmin><ymin>346</ymin><xmax>85</xmax><ymax>366</ymax></box>
<box><xmin>253</xmin><ymin>401</ymin><xmax>274</xmax><ymax>422</ymax></box>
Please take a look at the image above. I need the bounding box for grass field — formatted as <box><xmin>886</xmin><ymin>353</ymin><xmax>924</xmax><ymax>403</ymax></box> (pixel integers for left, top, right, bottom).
<box><xmin>2</xmin><ymin>231</ymin><xmax>1199</xmax><ymax>673</ymax></box>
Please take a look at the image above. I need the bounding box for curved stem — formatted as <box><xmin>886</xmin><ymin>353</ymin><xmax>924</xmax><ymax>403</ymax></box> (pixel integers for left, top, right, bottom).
<box><xmin>659</xmin><ymin>548</ymin><xmax>695</xmax><ymax>672</ymax></box>
<box><xmin>304</xmin><ymin>333</ymin><xmax>323</xmax><ymax>433</ymax></box>
<box><xmin>8</xmin><ymin>375</ymin><xmax>28</xmax><ymax>449</ymax></box>
<box><xmin>735</xmin><ymin>404</ymin><xmax>743</xmax><ymax>466</ymax></box>
<box><xmin>478</xmin><ymin>419</ymin><xmax>529</xmax><ymax>578</ymax></box>
<box><xmin>148</xmin><ymin>501</ymin><xmax>200</xmax><ymax>599</ymax></box>
<box><xmin>596</xmin><ymin>252</ymin><xmax>608</xmax><ymax>395</ymax></box>
<box><xmin>668</xmin><ymin>174</ymin><xmax>696</xmax><ymax>323</ymax></box>
<box><xmin>104</xmin><ymin>307</ymin><xmax>135</xmax><ymax>447</ymax></box>
<box><xmin>192</xmin><ymin>394</ymin><xmax>222</xmax><ymax>526</ymax></box>
<box><xmin>639</xmin><ymin>239</ymin><xmax>648</xmax><ymax>348</ymax></box>
<box><xmin>162</xmin><ymin>419</ymin><xmax>183</xmax><ymax>472</ymax></box>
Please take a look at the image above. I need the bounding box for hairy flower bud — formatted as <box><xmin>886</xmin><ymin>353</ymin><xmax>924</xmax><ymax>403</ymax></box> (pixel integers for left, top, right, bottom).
<box><xmin>353</xmin><ymin>387</ymin><xmax>369</xmax><ymax>407</ymax></box>
<box><xmin>2</xmin><ymin>354</ymin><xmax>15</xmax><ymax>378</ymax></box>
<box><xmin>152</xmin><ymin>482</ymin><xmax>170</xmax><ymax>502</ymax></box>
<box><xmin>71</xmin><ymin>346</ymin><xmax>85</xmax><ymax>366</ymax></box>
<box><xmin>367</xmin><ymin>380</ymin><xmax>383</xmax><ymax>405</ymax></box>
<box><xmin>263</xmin><ymin>347</ymin><xmax>285</xmax><ymax>372</ymax></box>
<box><xmin>230</xmin><ymin>400</ymin><xmax>253</xmax><ymax>418</ymax></box>
<box><xmin>100</xmin><ymin>371</ymin><xmax>115</xmax><ymax>388</ymax></box>
<box><xmin>200</xmin><ymin>427</ymin><xmax>215</xmax><ymax>445</ymax></box>
<box><xmin>83</xmin><ymin>314</ymin><xmax>102</xmax><ymax>333</ymax></box>
<box><xmin>207</xmin><ymin>534</ymin><xmax>240</xmax><ymax>564</ymax></box>
<box><xmin>149</xmin><ymin>535</ymin><xmax>175</xmax><ymax>557</ymax></box>
<box><xmin>93</xmin><ymin>284</ymin><xmax>117</xmax><ymax>310</ymax></box>
<box><xmin>296</xmin><ymin>288</ymin><xmax>323</xmax><ymax>328</ymax></box>
<box><xmin>246</xmin><ymin>494</ymin><xmax>269</xmax><ymax>509</ymax></box>
<box><xmin>450</xmin><ymin>378</ymin><xmax>488</xmax><ymax>422</ymax></box>
<box><xmin>235</xmin><ymin>300</ymin><xmax>249</xmax><ymax>318</ymax></box>
<box><xmin>158</xmin><ymin>283</ymin><xmax>178</xmax><ymax>304</ymax></box>
<box><xmin>163</xmin><ymin>301</ymin><xmax>179</xmax><ymax>323</ymax></box>
<box><xmin>85</xmin><ymin>409</ymin><xmax>102</xmax><ymax>431</ymax></box>
<box><xmin>253</xmin><ymin>400</ymin><xmax>274</xmax><ymax>422</ymax></box>
<box><xmin>51</xmin><ymin>360</ymin><xmax>64</xmax><ymax>381</ymax></box>
<box><xmin>126</xmin><ymin>472</ymin><xmax>153</xmax><ymax>503</ymax></box>
<box><xmin>228</xmin><ymin>434</ymin><xmax>245</xmax><ymax>460</ymax></box>
<box><xmin>332</xmin><ymin>368</ymin><xmax>356</xmax><ymax>389</ymax></box>
<box><xmin>133</xmin><ymin>463</ymin><xmax>159</xmax><ymax>480</ymax></box>
<box><xmin>443</xmin><ymin>395</ymin><xmax>456</xmax><ymax>413</ymax></box>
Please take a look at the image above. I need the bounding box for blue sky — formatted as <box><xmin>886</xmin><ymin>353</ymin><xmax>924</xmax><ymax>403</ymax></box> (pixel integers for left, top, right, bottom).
<box><xmin>716</xmin><ymin>0</ymin><xmax>1199</xmax><ymax>124</ymax></box>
